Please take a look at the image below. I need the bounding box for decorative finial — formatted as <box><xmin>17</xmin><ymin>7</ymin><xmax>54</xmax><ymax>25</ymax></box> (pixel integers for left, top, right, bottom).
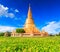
<box><xmin>29</xmin><ymin>3</ymin><xmax>30</xmax><ymax>7</ymax></box>
<box><xmin>29</xmin><ymin>3</ymin><xmax>31</xmax><ymax>11</ymax></box>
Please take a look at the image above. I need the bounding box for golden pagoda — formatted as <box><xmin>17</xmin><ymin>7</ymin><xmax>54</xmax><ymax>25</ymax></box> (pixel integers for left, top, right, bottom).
<box><xmin>24</xmin><ymin>4</ymin><xmax>40</xmax><ymax>34</ymax></box>
<box><xmin>11</xmin><ymin>4</ymin><xmax>48</xmax><ymax>37</ymax></box>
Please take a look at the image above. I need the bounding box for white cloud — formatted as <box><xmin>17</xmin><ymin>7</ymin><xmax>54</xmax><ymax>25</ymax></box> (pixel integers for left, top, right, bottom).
<box><xmin>14</xmin><ymin>18</ymin><xmax>21</xmax><ymax>20</ymax></box>
<box><xmin>42</xmin><ymin>21</ymin><xmax>60</xmax><ymax>34</ymax></box>
<box><xmin>0</xmin><ymin>26</ymin><xmax>16</xmax><ymax>32</ymax></box>
<box><xmin>0</xmin><ymin>4</ymin><xmax>15</xmax><ymax>18</ymax></box>
<box><xmin>15</xmin><ymin>9</ymin><xmax>19</xmax><ymax>12</ymax></box>
<box><xmin>18</xmin><ymin>24</ymin><xmax>24</xmax><ymax>27</ymax></box>
<box><xmin>7</xmin><ymin>13</ymin><xmax>15</xmax><ymax>18</ymax></box>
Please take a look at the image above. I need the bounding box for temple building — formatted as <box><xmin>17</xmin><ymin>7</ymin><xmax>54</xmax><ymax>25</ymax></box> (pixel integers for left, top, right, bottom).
<box><xmin>11</xmin><ymin>4</ymin><xmax>48</xmax><ymax>37</ymax></box>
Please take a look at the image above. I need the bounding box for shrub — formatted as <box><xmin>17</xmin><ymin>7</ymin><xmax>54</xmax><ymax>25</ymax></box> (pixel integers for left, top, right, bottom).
<box><xmin>0</xmin><ymin>32</ymin><xmax>4</xmax><ymax>36</ymax></box>
<box><xmin>16</xmin><ymin>28</ymin><xmax>25</xmax><ymax>33</ymax></box>
<box><xmin>59</xmin><ymin>32</ymin><xmax>60</xmax><ymax>35</ymax></box>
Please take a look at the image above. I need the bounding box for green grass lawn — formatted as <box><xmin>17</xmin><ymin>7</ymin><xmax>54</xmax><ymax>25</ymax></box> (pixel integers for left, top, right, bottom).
<box><xmin>0</xmin><ymin>36</ymin><xmax>60</xmax><ymax>52</ymax></box>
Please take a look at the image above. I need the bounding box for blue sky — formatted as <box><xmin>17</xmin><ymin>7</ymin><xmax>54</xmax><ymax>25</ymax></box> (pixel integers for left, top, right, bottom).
<box><xmin>0</xmin><ymin>0</ymin><xmax>60</xmax><ymax>34</ymax></box>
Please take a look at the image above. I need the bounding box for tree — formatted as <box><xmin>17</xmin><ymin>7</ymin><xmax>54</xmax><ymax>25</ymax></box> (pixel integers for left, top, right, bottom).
<box><xmin>49</xmin><ymin>34</ymin><xmax>54</xmax><ymax>36</ymax></box>
<box><xmin>59</xmin><ymin>32</ymin><xmax>60</xmax><ymax>35</ymax></box>
<box><xmin>0</xmin><ymin>32</ymin><xmax>4</xmax><ymax>36</ymax></box>
<box><xmin>16</xmin><ymin>28</ymin><xmax>25</xmax><ymax>33</ymax></box>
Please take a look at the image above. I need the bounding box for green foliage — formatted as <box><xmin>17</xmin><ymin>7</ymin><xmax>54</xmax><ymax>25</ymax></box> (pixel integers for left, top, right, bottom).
<box><xmin>49</xmin><ymin>34</ymin><xmax>53</xmax><ymax>36</ymax></box>
<box><xmin>59</xmin><ymin>32</ymin><xmax>60</xmax><ymax>35</ymax></box>
<box><xmin>0</xmin><ymin>36</ymin><xmax>60</xmax><ymax>52</ymax></box>
<box><xmin>16</xmin><ymin>28</ymin><xmax>25</xmax><ymax>33</ymax></box>
<box><xmin>49</xmin><ymin>33</ymin><xmax>60</xmax><ymax>36</ymax></box>
<box><xmin>0</xmin><ymin>32</ymin><xmax>4</xmax><ymax>36</ymax></box>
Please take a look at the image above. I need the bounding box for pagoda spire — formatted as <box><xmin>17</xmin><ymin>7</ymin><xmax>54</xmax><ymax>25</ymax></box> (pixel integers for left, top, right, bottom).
<box><xmin>24</xmin><ymin>4</ymin><xmax>40</xmax><ymax>33</ymax></box>
<box><xmin>29</xmin><ymin>3</ymin><xmax>31</xmax><ymax>12</ymax></box>
<box><xmin>27</xmin><ymin>4</ymin><xmax>32</xmax><ymax>19</ymax></box>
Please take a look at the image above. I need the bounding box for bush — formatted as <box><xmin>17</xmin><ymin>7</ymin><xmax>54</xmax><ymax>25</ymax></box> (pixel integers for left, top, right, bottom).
<box><xmin>16</xmin><ymin>28</ymin><xmax>25</xmax><ymax>33</ymax></box>
<box><xmin>0</xmin><ymin>32</ymin><xmax>4</xmax><ymax>36</ymax></box>
<box><xmin>59</xmin><ymin>32</ymin><xmax>60</xmax><ymax>35</ymax></box>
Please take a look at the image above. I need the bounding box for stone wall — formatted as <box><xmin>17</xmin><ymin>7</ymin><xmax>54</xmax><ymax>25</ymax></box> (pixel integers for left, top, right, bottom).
<box><xmin>11</xmin><ymin>33</ymin><xmax>48</xmax><ymax>37</ymax></box>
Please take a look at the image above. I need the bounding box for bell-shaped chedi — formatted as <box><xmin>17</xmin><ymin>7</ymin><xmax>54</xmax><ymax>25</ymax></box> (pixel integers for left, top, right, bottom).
<box><xmin>24</xmin><ymin>4</ymin><xmax>40</xmax><ymax>34</ymax></box>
